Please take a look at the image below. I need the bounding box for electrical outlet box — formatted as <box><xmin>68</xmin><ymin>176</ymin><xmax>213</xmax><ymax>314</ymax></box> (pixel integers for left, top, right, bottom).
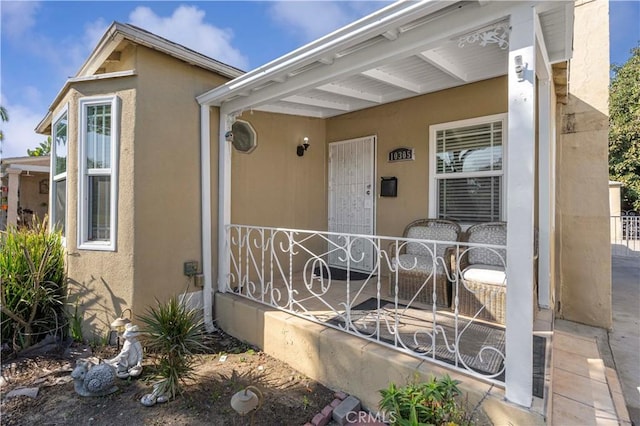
<box><xmin>183</xmin><ymin>261</ymin><xmax>199</xmax><ymax>276</ymax></box>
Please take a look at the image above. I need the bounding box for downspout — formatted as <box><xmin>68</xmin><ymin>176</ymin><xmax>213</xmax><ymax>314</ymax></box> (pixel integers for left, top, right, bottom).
<box><xmin>199</xmin><ymin>104</ymin><xmax>214</xmax><ymax>332</ymax></box>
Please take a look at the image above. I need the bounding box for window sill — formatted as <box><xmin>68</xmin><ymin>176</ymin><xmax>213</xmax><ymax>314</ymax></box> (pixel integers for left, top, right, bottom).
<box><xmin>78</xmin><ymin>242</ymin><xmax>116</xmax><ymax>252</ymax></box>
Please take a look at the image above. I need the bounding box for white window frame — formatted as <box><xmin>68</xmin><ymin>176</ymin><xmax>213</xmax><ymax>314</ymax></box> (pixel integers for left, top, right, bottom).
<box><xmin>77</xmin><ymin>95</ymin><xmax>119</xmax><ymax>251</ymax></box>
<box><xmin>428</xmin><ymin>113</ymin><xmax>508</xmax><ymax>224</ymax></box>
<box><xmin>50</xmin><ymin>104</ymin><xmax>69</xmax><ymax>243</ymax></box>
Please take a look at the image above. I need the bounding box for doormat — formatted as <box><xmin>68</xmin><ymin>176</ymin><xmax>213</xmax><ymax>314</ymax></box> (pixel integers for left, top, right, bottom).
<box><xmin>327</xmin><ymin>297</ymin><xmax>546</xmax><ymax>396</ymax></box>
<box><xmin>313</xmin><ymin>265</ymin><xmax>374</xmax><ymax>281</ymax></box>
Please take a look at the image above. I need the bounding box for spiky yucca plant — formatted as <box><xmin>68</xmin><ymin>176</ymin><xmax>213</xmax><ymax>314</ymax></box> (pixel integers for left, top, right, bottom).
<box><xmin>0</xmin><ymin>218</ymin><xmax>66</xmax><ymax>349</ymax></box>
<box><xmin>138</xmin><ymin>296</ymin><xmax>206</xmax><ymax>400</ymax></box>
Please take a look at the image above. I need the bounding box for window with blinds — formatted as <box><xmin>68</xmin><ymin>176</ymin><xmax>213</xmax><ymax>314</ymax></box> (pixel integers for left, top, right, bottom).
<box><xmin>430</xmin><ymin>116</ymin><xmax>505</xmax><ymax>223</ymax></box>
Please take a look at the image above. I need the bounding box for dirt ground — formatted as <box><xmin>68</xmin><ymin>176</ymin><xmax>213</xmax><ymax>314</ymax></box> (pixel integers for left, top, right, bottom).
<box><xmin>0</xmin><ymin>330</ymin><xmax>336</xmax><ymax>426</ymax></box>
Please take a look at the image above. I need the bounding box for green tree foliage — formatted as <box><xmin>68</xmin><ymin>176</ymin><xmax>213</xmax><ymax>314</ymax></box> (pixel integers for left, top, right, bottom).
<box><xmin>0</xmin><ymin>105</ymin><xmax>8</xmax><ymax>152</ymax></box>
<box><xmin>27</xmin><ymin>136</ymin><xmax>52</xmax><ymax>157</ymax></box>
<box><xmin>609</xmin><ymin>45</ymin><xmax>640</xmax><ymax>211</ymax></box>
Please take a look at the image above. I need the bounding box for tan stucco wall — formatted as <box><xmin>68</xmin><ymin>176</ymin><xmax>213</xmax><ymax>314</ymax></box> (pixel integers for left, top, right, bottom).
<box><xmin>326</xmin><ymin>77</ymin><xmax>507</xmax><ymax>237</ymax></box>
<box><xmin>230</xmin><ymin>111</ymin><xmax>327</xmax><ymax>230</ymax></box>
<box><xmin>131</xmin><ymin>45</ymin><xmax>230</xmax><ymax>318</ymax></box>
<box><xmin>50</xmin><ymin>42</ymin><xmax>232</xmax><ymax>338</ymax></box>
<box><xmin>555</xmin><ymin>0</ymin><xmax>611</xmax><ymax>328</ymax></box>
<box><xmin>52</xmin><ymin>82</ymin><xmax>137</xmax><ymax>339</ymax></box>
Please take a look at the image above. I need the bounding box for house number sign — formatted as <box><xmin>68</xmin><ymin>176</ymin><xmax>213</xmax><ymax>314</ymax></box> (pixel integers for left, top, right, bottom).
<box><xmin>388</xmin><ymin>147</ymin><xmax>414</xmax><ymax>162</ymax></box>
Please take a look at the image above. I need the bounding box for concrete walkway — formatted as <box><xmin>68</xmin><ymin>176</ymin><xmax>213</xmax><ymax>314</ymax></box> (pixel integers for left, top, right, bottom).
<box><xmin>610</xmin><ymin>256</ymin><xmax>640</xmax><ymax>425</ymax></box>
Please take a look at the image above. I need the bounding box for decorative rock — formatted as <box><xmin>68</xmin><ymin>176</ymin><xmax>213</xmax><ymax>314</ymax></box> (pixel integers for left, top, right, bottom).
<box><xmin>5</xmin><ymin>387</ymin><xmax>39</xmax><ymax>399</ymax></box>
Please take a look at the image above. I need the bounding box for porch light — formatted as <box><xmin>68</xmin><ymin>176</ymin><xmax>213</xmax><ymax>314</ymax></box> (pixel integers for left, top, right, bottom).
<box><xmin>110</xmin><ymin>308</ymin><xmax>132</xmax><ymax>350</ymax></box>
<box><xmin>296</xmin><ymin>137</ymin><xmax>310</xmax><ymax>156</ymax></box>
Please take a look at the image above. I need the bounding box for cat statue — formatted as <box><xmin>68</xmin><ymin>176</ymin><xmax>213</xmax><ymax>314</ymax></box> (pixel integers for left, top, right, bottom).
<box><xmin>71</xmin><ymin>359</ymin><xmax>118</xmax><ymax>397</ymax></box>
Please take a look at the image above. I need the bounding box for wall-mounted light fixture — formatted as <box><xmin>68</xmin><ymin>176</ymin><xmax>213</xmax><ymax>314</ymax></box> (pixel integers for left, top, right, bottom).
<box><xmin>514</xmin><ymin>55</ymin><xmax>526</xmax><ymax>81</ymax></box>
<box><xmin>296</xmin><ymin>137</ymin><xmax>310</xmax><ymax>157</ymax></box>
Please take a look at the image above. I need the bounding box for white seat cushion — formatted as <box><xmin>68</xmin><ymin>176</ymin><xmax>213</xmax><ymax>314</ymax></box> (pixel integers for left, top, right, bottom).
<box><xmin>462</xmin><ymin>264</ymin><xmax>506</xmax><ymax>286</ymax></box>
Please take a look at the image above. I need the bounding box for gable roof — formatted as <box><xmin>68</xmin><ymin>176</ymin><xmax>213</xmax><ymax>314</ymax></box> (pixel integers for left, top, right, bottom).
<box><xmin>36</xmin><ymin>22</ymin><xmax>245</xmax><ymax>133</ymax></box>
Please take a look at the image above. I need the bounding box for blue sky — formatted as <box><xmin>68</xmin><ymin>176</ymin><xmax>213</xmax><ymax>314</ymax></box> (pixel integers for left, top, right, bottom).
<box><xmin>1</xmin><ymin>0</ymin><xmax>638</xmax><ymax>159</ymax></box>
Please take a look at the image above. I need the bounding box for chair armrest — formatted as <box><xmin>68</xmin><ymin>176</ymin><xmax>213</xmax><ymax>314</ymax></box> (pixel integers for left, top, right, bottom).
<box><xmin>450</xmin><ymin>246</ymin><xmax>470</xmax><ymax>276</ymax></box>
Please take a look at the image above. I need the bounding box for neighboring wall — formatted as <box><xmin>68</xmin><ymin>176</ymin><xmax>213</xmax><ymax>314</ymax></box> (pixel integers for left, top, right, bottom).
<box><xmin>555</xmin><ymin>0</ymin><xmax>611</xmax><ymax>328</ymax></box>
<box><xmin>326</xmin><ymin>77</ymin><xmax>507</xmax><ymax>237</ymax></box>
<box><xmin>18</xmin><ymin>172</ymin><xmax>49</xmax><ymax>221</ymax></box>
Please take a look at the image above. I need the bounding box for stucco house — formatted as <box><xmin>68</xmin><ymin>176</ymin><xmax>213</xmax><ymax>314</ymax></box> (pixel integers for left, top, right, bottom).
<box><xmin>36</xmin><ymin>0</ymin><xmax>612</xmax><ymax>422</ymax></box>
<box><xmin>0</xmin><ymin>155</ymin><xmax>50</xmax><ymax>230</ymax></box>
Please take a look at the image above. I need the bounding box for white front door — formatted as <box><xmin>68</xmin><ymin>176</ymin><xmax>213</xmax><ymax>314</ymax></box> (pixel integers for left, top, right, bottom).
<box><xmin>328</xmin><ymin>136</ymin><xmax>376</xmax><ymax>272</ymax></box>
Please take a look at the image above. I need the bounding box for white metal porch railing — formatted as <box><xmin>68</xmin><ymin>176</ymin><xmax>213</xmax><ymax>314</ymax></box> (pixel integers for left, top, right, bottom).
<box><xmin>224</xmin><ymin>224</ymin><xmax>514</xmax><ymax>384</ymax></box>
<box><xmin>611</xmin><ymin>212</ymin><xmax>640</xmax><ymax>257</ymax></box>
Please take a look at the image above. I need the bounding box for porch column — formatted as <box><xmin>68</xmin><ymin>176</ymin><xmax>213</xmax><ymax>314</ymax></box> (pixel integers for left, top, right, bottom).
<box><xmin>537</xmin><ymin>78</ymin><xmax>553</xmax><ymax>309</ymax></box>
<box><xmin>217</xmin><ymin>111</ymin><xmax>232</xmax><ymax>294</ymax></box>
<box><xmin>6</xmin><ymin>168</ymin><xmax>20</xmax><ymax>228</ymax></box>
<box><xmin>505</xmin><ymin>6</ymin><xmax>536</xmax><ymax>407</ymax></box>
<box><xmin>200</xmin><ymin>104</ymin><xmax>215</xmax><ymax>332</ymax></box>
<box><xmin>535</xmin><ymin>10</ymin><xmax>554</xmax><ymax>310</ymax></box>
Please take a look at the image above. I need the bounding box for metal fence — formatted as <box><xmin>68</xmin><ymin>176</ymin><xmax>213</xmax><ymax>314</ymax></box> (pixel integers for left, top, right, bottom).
<box><xmin>225</xmin><ymin>224</ymin><xmax>511</xmax><ymax>383</ymax></box>
<box><xmin>611</xmin><ymin>212</ymin><xmax>640</xmax><ymax>257</ymax></box>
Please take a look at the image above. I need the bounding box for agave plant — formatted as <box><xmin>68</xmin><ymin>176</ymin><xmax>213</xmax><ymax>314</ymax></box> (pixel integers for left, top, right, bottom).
<box><xmin>138</xmin><ymin>296</ymin><xmax>206</xmax><ymax>401</ymax></box>
<box><xmin>0</xmin><ymin>217</ymin><xmax>67</xmax><ymax>349</ymax></box>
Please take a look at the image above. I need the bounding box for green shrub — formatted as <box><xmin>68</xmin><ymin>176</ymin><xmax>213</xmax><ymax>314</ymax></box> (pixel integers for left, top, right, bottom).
<box><xmin>379</xmin><ymin>375</ymin><xmax>473</xmax><ymax>426</ymax></box>
<box><xmin>0</xmin><ymin>218</ymin><xmax>67</xmax><ymax>349</ymax></box>
<box><xmin>138</xmin><ymin>296</ymin><xmax>206</xmax><ymax>400</ymax></box>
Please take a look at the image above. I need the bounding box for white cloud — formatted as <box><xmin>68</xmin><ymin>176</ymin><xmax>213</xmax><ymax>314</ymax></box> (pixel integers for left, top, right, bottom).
<box><xmin>128</xmin><ymin>5</ymin><xmax>249</xmax><ymax>70</ymax></box>
<box><xmin>0</xmin><ymin>1</ymin><xmax>40</xmax><ymax>38</ymax></box>
<box><xmin>0</xmin><ymin>94</ymin><xmax>46</xmax><ymax>159</ymax></box>
<box><xmin>268</xmin><ymin>1</ymin><xmax>391</xmax><ymax>42</ymax></box>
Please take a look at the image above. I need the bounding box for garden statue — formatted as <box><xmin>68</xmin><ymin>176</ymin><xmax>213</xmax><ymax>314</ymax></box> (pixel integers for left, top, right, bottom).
<box><xmin>107</xmin><ymin>323</ymin><xmax>143</xmax><ymax>379</ymax></box>
<box><xmin>71</xmin><ymin>359</ymin><xmax>118</xmax><ymax>397</ymax></box>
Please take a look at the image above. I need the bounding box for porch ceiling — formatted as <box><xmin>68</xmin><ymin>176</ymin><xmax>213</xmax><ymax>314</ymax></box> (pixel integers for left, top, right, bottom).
<box><xmin>198</xmin><ymin>0</ymin><xmax>574</xmax><ymax>119</ymax></box>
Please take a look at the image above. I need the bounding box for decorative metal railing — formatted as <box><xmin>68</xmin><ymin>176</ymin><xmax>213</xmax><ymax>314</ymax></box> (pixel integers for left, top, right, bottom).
<box><xmin>225</xmin><ymin>224</ymin><xmax>511</xmax><ymax>383</ymax></box>
<box><xmin>610</xmin><ymin>212</ymin><xmax>640</xmax><ymax>257</ymax></box>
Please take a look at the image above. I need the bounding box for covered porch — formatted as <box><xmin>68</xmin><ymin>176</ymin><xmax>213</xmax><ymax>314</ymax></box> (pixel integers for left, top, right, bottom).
<box><xmin>197</xmin><ymin>0</ymin><xmax>573</xmax><ymax>411</ymax></box>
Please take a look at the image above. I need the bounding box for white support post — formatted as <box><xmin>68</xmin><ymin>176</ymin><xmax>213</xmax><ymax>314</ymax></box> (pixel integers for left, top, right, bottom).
<box><xmin>200</xmin><ymin>104</ymin><xmax>214</xmax><ymax>332</ymax></box>
<box><xmin>6</xmin><ymin>168</ymin><xmax>20</xmax><ymax>228</ymax></box>
<box><xmin>505</xmin><ymin>6</ymin><xmax>536</xmax><ymax>407</ymax></box>
<box><xmin>217</xmin><ymin>111</ymin><xmax>232</xmax><ymax>294</ymax></box>
<box><xmin>537</xmin><ymin>78</ymin><xmax>552</xmax><ymax>309</ymax></box>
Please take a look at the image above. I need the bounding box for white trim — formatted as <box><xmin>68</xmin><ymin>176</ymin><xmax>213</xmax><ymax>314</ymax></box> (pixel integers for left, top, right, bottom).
<box><xmin>428</xmin><ymin>113</ymin><xmax>508</xmax><ymax>223</ymax></box>
<box><xmin>11</xmin><ymin>165</ymin><xmax>50</xmax><ymax>173</ymax></box>
<box><xmin>537</xmin><ymin>79</ymin><xmax>552</xmax><ymax>309</ymax></box>
<box><xmin>36</xmin><ymin>71</ymin><xmax>136</xmax><ymax>134</ymax></box>
<box><xmin>200</xmin><ymin>105</ymin><xmax>215</xmax><ymax>332</ymax></box>
<box><xmin>77</xmin><ymin>95</ymin><xmax>120</xmax><ymax>251</ymax></box>
<box><xmin>50</xmin><ymin>104</ymin><xmax>69</xmax><ymax>241</ymax></box>
<box><xmin>218</xmin><ymin>111</ymin><xmax>233</xmax><ymax>293</ymax></box>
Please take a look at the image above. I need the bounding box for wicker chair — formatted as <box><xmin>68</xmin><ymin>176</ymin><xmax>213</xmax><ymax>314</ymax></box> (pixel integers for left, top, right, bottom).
<box><xmin>453</xmin><ymin>222</ymin><xmax>508</xmax><ymax>324</ymax></box>
<box><xmin>388</xmin><ymin>219</ymin><xmax>462</xmax><ymax>308</ymax></box>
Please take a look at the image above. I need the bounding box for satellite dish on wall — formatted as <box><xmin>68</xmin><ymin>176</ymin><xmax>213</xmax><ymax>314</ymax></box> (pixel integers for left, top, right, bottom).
<box><xmin>225</xmin><ymin>120</ymin><xmax>257</xmax><ymax>154</ymax></box>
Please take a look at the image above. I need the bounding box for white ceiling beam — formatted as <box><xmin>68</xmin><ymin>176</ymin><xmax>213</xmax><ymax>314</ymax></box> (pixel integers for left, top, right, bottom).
<box><xmin>256</xmin><ymin>104</ymin><xmax>326</xmax><ymax>118</ymax></box>
<box><xmin>362</xmin><ymin>69</ymin><xmax>421</xmax><ymax>93</ymax></box>
<box><xmin>316</xmin><ymin>83</ymin><xmax>382</xmax><ymax>103</ymax></box>
<box><xmin>282</xmin><ymin>95</ymin><xmax>351</xmax><ymax>111</ymax></box>
<box><xmin>418</xmin><ymin>49</ymin><xmax>469</xmax><ymax>82</ymax></box>
<box><xmin>382</xmin><ymin>29</ymin><xmax>399</xmax><ymax>40</ymax></box>
<box><xmin>219</xmin><ymin>2</ymin><xmax>529</xmax><ymax>114</ymax></box>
